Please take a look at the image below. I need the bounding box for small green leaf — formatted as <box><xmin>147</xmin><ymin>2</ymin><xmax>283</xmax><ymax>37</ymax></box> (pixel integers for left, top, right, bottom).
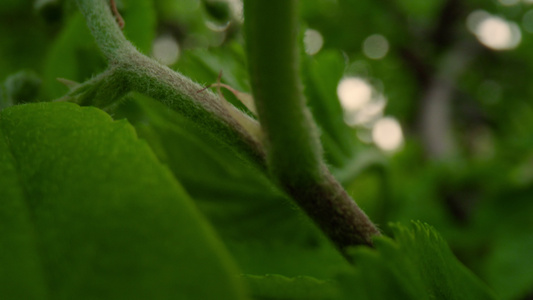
<box><xmin>338</xmin><ymin>222</ymin><xmax>497</xmax><ymax>300</ymax></box>
<box><xmin>0</xmin><ymin>102</ymin><xmax>248</xmax><ymax>299</ymax></box>
<box><xmin>177</xmin><ymin>42</ymin><xmax>251</xmax><ymax>93</ymax></box>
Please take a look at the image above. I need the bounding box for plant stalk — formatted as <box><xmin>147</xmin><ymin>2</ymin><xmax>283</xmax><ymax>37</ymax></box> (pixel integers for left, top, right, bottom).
<box><xmin>244</xmin><ymin>0</ymin><xmax>380</xmax><ymax>253</ymax></box>
<box><xmin>75</xmin><ymin>0</ymin><xmax>265</xmax><ymax>167</ymax></box>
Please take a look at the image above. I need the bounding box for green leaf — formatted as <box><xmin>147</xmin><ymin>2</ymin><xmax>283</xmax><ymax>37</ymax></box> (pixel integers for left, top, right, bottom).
<box><xmin>338</xmin><ymin>222</ymin><xmax>497</xmax><ymax>300</ymax></box>
<box><xmin>0</xmin><ymin>102</ymin><xmax>248</xmax><ymax>299</ymax></box>
<box><xmin>241</xmin><ymin>274</ymin><xmax>341</xmax><ymax>300</ymax></box>
<box><xmin>302</xmin><ymin>50</ymin><xmax>358</xmax><ymax>167</ymax></box>
<box><xmin>176</xmin><ymin>42</ymin><xmax>252</xmax><ymax>113</ymax></box>
<box><xmin>177</xmin><ymin>42</ymin><xmax>250</xmax><ymax>92</ymax></box>
<box><xmin>116</xmin><ymin>94</ymin><xmax>351</xmax><ymax>279</ymax></box>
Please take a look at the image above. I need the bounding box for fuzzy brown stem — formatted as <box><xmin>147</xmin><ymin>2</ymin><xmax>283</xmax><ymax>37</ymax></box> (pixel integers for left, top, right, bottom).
<box><xmin>286</xmin><ymin>169</ymin><xmax>380</xmax><ymax>256</ymax></box>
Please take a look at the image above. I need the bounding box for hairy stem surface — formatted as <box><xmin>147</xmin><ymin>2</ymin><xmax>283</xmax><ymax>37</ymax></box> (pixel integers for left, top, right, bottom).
<box><xmin>75</xmin><ymin>0</ymin><xmax>264</xmax><ymax>166</ymax></box>
<box><xmin>244</xmin><ymin>0</ymin><xmax>380</xmax><ymax>253</ymax></box>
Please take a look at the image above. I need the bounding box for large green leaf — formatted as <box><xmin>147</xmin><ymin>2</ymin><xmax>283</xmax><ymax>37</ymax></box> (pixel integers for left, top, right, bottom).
<box><xmin>338</xmin><ymin>222</ymin><xmax>497</xmax><ymax>300</ymax></box>
<box><xmin>0</xmin><ymin>102</ymin><xmax>248</xmax><ymax>299</ymax></box>
<box><xmin>239</xmin><ymin>222</ymin><xmax>496</xmax><ymax>300</ymax></box>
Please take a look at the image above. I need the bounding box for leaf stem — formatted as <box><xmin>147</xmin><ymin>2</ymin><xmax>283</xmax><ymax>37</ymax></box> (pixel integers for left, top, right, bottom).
<box><xmin>244</xmin><ymin>0</ymin><xmax>322</xmax><ymax>183</ymax></box>
<box><xmin>244</xmin><ymin>0</ymin><xmax>380</xmax><ymax>253</ymax></box>
<box><xmin>76</xmin><ymin>0</ymin><xmax>135</xmax><ymax>61</ymax></box>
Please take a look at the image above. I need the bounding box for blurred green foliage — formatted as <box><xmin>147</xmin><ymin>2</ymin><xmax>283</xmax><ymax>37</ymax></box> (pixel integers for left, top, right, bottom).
<box><xmin>1</xmin><ymin>0</ymin><xmax>533</xmax><ymax>299</ymax></box>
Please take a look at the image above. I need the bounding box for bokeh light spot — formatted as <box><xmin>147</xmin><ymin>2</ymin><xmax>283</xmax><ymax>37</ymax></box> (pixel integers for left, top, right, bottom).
<box><xmin>337</xmin><ymin>77</ymin><xmax>372</xmax><ymax>112</ymax></box>
<box><xmin>478</xmin><ymin>17</ymin><xmax>511</xmax><ymax>48</ymax></box>
<box><xmin>362</xmin><ymin>34</ymin><xmax>389</xmax><ymax>60</ymax></box>
<box><xmin>152</xmin><ymin>34</ymin><xmax>180</xmax><ymax>66</ymax></box>
<box><xmin>304</xmin><ymin>29</ymin><xmax>324</xmax><ymax>55</ymax></box>
<box><xmin>467</xmin><ymin>10</ymin><xmax>491</xmax><ymax>33</ymax></box>
<box><xmin>227</xmin><ymin>0</ymin><xmax>244</xmax><ymax>22</ymax></box>
<box><xmin>372</xmin><ymin>117</ymin><xmax>403</xmax><ymax>152</ymax></box>
<box><xmin>474</xmin><ymin>15</ymin><xmax>521</xmax><ymax>50</ymax></box>
<box><xmin>523</xmin><ymin>10</ymin><xmax>533</xmax><ymax>33</ymax></box>
<box><xmin>345</xmin><ymin>95</ymin><xmax>386</xmax><ymax>126</ymax></box>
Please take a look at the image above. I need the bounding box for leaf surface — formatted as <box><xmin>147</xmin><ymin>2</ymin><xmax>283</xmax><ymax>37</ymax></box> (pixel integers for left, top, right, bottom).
<box><xmin>116</xmin><ymin>94</ymin><xmax>352</xmax><ymax>279</ymax></box>
<box><xmin>0</xmin><ymin>102</ymin><xmax>248</xmax><ymax>299</ymax></box>
<box><xmin>338</xmin><ymin>222</ymin><xmax>497</xmax><ymax>300</ymax></box>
